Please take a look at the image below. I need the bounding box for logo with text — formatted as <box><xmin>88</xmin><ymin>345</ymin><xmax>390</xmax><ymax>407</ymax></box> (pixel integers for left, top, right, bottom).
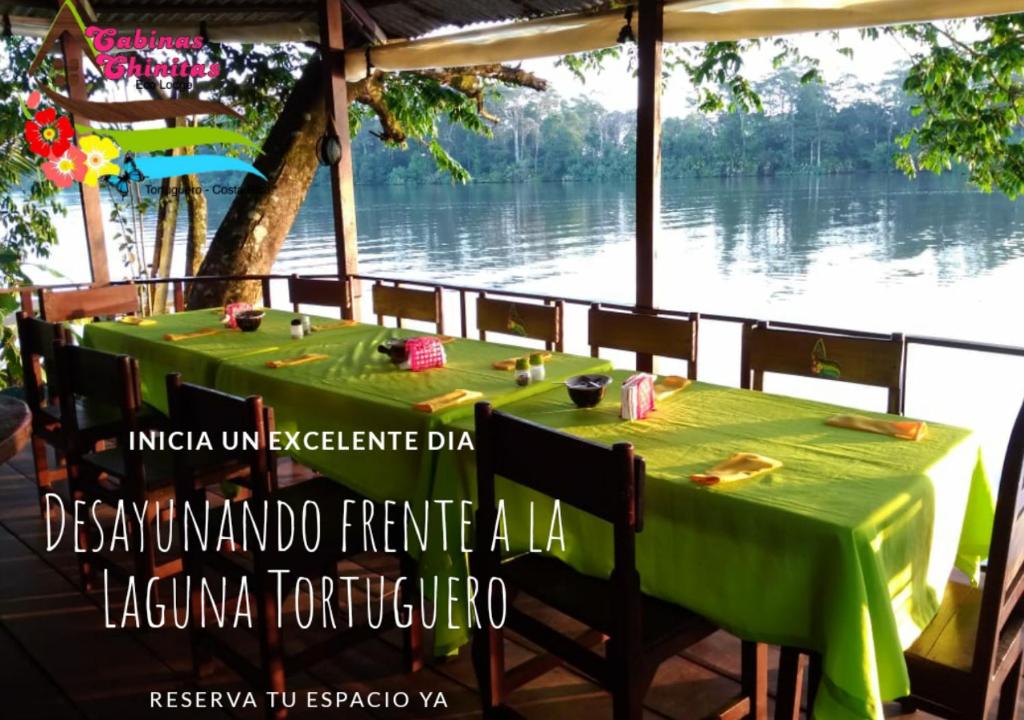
<box><xmin>20</xmin><ymin>1</ymin><xmax>262</xmax><ymax>197</ymax></box>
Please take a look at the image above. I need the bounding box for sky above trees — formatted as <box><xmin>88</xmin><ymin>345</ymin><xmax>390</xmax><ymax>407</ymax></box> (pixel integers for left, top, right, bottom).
<box><xmin>524</xmin><ymin>28</ymin><xmax>915</xmax><ymax>115</ymax></box>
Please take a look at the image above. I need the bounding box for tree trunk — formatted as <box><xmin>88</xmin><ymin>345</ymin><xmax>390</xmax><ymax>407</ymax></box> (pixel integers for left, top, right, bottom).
<box><xmin>150</xmin><ymin>172</ymin><xmax>179</xmax><ymax>313</ymax></box>
<box><xmin>183</xmin><ymin>168</ymin><xmax>207</xmax><ymax>276</ymax></box>
<box><xmin>533</xmin><ymin>128</ymin><xmax>540</xmax><ymax>172</ymax></box>
<box><xmin>187</xmin><ymin>56</ymin><xmax>326</xmax><ymax>308</ymax></box>
<box><xmin>789</xmin><ymin>115</ymin><xmax>795</xmax><ymax>164</ymax></box>
<box><xmin>182</xmin><ymin>57</ymin><xmax>545</xmax><ymax>309</ymax></box>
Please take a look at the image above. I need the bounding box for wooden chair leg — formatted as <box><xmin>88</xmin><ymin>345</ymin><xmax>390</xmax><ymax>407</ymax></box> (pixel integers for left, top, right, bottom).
<box><xmin>472</xmin><ymin>624</ymin><xmax>505</xmax><ymax>715</ymax></box>
<box><xmin>806</xmin><ymin>653</ymin><xmax>823</xmax><ymax>711</ymax></box>
<box><xmin>774</xmin><ymin>648</ymin><xmax>805</xmax><ymax>720</ymax></box>
<box><xmin>255</xmin><ymin>571</ymin><xmax>287</xmax><ymax>720</ymax></box>
<box><xmin>32</xmin><ymin>438</ymin><xmax>68</xmax><ymax>512</ymax></box>
<box><xmin>190</xmin><ymin>624</ymin><xmax>217</xmax><ymax>681</ymax></box>
<box><xmin>610</xmin><ymin>654</ymin><xmax>645</xmax><ymax>720</ymax></box>
<box><xmin>32</xmin><ymin>436</ymin><xmax>51</xmax><ymax>508</ymax></box>
<box><xmin>996</xmin><ymin>653</ymin><xmax>1023</xmax><ymax>720</ymax></box>
<box><xmin>131</xmin><ymin>501</ymin><xmax>158</xmax><ymax>588</ymax></box>
<box><xmin>743</xmin><ymin>641</ymin><xmax>769</xmax><ymax>720</ymax></box>
<box><xmin>67</xmin><ymin>465</ymin><xmax>95</xmax><ymax>591</ymax></box>
<box><xmin>897</xmin><ymin>697</ymin><xmax>916</xmax><ymax>715</ymax></box>
<box><xmin>709</xmin><ymin>641</ymin><xmax>768</xmax><ymax>720</ymax></box>
<box><xmin>400</xmin><ymin>553</ymin><xmax>424</xmax><ymax>673</ymax></box>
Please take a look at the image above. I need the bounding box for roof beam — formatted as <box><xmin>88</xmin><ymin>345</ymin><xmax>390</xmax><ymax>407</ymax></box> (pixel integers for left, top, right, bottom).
<box><xmin>343</xmin><ymin>0</ymin><xmax>387</xmax><ymax>44</ymax></box>
<box><xmin>320</xmin><ymin>0</ymin><xmax>360</xmax><ymax>318</ymax></box>
<box><xmin>58</xmin><ymin>12</ymin><xmax>109</xmax><ymax>285</ymax></box>
<box><xmin>91</xmin><ymin>2</ymin><xmax>312</xmax><ymax>14</ymax></box>
<box><xmin>28</xmin><ymin>0</ymin><xmax>100</xmax><ymax>75</ymax></box>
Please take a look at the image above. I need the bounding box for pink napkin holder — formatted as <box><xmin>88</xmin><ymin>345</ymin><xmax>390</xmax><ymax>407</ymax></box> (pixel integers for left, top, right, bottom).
<box><xmin>620</xmin><ymin>373</ymin><xmax>655</xmax><ymax>420</ymax></box>
<box><xmin>224</xmin><ymin>302</ymin><xmax>252</xmax><ymax>329</ymax></box>
<box><xmin>403</xmin><ymin>337</ymin><xmax>446</xmax><ymax>371</ymax></box>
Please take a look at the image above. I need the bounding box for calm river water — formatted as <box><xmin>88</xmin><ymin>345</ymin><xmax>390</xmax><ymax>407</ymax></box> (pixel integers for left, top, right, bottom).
<box><xmin>38</xmin><ymin>173</ymin><xmax>1024</xmax><ymax>470</ymax></box>
<box><xmin>39</xmin><ymin>173</ymin><xmax>1024</xmax><ymax>343</ymax></box>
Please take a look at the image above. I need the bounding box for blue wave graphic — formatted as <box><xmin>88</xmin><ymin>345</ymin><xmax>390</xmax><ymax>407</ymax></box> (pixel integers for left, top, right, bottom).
<box><xmin>135</xmin><ymin>155</ymin><xmax>266</xmax><ymax>181</ymax></box>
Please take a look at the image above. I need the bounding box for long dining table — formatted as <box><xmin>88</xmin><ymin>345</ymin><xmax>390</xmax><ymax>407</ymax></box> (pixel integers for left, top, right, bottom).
<box><xmin>83</xmin><ymin>308</ymin><xmax>994</xmax><ymax>720</ymax></box>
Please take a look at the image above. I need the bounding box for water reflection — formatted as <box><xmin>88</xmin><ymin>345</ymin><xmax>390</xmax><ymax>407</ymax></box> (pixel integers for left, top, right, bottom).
<box><xmin>40</xmin><ymin>172</ymin><xmax>1024</xmax><ymax>345</ymax></box>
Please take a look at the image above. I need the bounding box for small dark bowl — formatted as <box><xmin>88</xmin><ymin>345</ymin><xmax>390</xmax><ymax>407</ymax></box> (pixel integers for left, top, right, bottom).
<box><xmin>566</xmin><ymin>374</ymin><xmax>613</xmax><ymax>408</ymax></box>
<box><xmin>377</xmin><ymin>338</ymin><xmax>408</xmax><ymax>364</ymax></box>
<box><xmin>235</xmin><ymin>310</ymin><xmax>264</xmax><ymax>332</ymax></box>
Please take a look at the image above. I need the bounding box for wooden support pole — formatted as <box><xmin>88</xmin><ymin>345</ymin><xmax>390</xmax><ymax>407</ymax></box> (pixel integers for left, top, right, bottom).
<box><xmin>635</xmin><ymin>0</ymin><xmax>663</xmax><ymax>372</ymax></box>
<box><xmin>319</xmin><ymin>0</ymin><xmax>360</xmax><ymax>320</ymax></box>
<box><xmin>60</xmin><ymin>28</ymin><xmax>110</xmax><ymax>286</ymax></box>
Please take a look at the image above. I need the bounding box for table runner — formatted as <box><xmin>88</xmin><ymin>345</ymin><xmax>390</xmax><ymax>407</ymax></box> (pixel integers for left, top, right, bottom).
<box><xmin>439</xmin><ymin>372</ymin><xmax>993</xmax><ymax>720</ymax></box>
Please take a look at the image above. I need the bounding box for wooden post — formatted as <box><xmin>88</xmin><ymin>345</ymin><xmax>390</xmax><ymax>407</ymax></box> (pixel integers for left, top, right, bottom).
<box><xmin>635</xmin><ymin>0</ymin><xmax>663</xmax><ymax>373</ymax></box>
<box><xmin>319</xmin><ymin>0</ymin><xmax>360</xmax><ymax>320</ymax></box>
<box><xmin>172</xmin><ymin>281</ymin><xmax>185</xmax><ymax>312</ymax></box>
<box><xmin>60</xmin><ymin>29</ymin><xmax>110</xmax><ymax>286</ymax></box>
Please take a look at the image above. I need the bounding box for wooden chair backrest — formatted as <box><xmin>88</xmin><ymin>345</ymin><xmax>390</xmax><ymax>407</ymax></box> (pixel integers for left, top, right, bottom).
<box><xmin>55</xmin><ymin>343</ymin><xmax>141</xmax><ymax>452</ymax></box>
<box><xmin>40</xmin><ymin>284</ymin><xmax>139</xmax><ymax>321</ymax></box>
<box><xmin>16</xmin><ymin>312</ymin><xmax>71</xmax><ymax>414</ymax></box>
<box><xmin>474</xmin><ymin>402</ymin><xmax>644</xmax><ymax>532</ymax></box>
<box><xmin>372</xmin><ymin>282</ymin><xmax>443</xmax><ymax>333</ymax></box>
<box><xmin>588</xmin><ymin>305</ymin><xmax>699</xmax><ymax>378</ymax></box>
<box><xmin>165</xmin><ymin>373</ymin><xmax>276</xmax><ymax>500</ymax></box>
<box><xmin>477</xmin><ymin>296</ymin><xmax>563</xmax><ymax>351</ymax></box>
<box><xmin>741</xmin><ymin>322</ymin><xmax>906</xmax><ymax>414</ymax></box>
<box><xmin>288</xmin><ymin>275</ymin><xmax>349</xmax><ymax>314</ymax></box>
<box><xmin>974</xmin><ymin>398</ymin><xmax>1024</xmax><ymax>679</ymax></box>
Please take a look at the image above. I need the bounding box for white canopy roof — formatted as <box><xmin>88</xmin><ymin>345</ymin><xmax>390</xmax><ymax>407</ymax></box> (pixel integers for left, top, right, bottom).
<box><xmin>345</xmin><ymin>0</ymin><xmax>1024</xmax><ymax>80</ymax></box>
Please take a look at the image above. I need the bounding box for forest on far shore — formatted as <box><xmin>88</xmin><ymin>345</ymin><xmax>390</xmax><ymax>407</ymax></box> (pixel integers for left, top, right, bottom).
<box><xmin>352</xmin><ymin>67</ymin><xmax>917</xmax><ymax>185</ymax></box>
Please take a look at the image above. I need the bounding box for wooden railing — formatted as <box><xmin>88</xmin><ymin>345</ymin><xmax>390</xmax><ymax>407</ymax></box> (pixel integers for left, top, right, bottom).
<box><xmin>348</xmin><ymin>273</ymin><xmax>1024</xmax><ymax>361</ymax></box>
<box><xmin>4</xmin><ymin>271</ymin><xmax>1024</xmax><ymax>363</ymax></box>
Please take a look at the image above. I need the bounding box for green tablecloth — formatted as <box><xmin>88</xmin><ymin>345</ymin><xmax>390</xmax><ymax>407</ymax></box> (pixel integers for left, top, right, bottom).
<box><xmin>84</xmin><ymin>313</ymin><xmax>994</xmax><ymax>720</ymax></box>
<box><xmin>211</xmin><ymin>320</ymin><xmax>613</xmax><ymax>498</ymax></box>
<box><xmin>85</xmin><ymin>309</ymin><xmax>610</xmax><ymax>496</ymax></box>
<box><xmin>440</xmin><ymin>372</ymin><xmax>993</xmax><ymax>720</ymax></box>
<box><xmin>82</xmin><ymin>309</ymin><xmax>383</xmax><ymax>411</ymax></box>
<box><xmin>83</xmin><ymin>309</ymin><xmax>612</xmax><ymax>653</ymax></box>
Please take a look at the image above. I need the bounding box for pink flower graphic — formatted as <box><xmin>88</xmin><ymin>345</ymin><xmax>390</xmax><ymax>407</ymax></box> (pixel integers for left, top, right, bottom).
<box><xmin>42</xmin><ymin>146</ymin><xmax>87</xmax><ymax>188</ymax></box>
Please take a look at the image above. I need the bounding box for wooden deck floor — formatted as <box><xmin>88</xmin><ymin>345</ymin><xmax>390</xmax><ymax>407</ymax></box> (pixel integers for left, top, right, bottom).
<box><xmin>0</xmin><ymin>447</ymin><xmax>987</xmax><ymax>720</ymax></box>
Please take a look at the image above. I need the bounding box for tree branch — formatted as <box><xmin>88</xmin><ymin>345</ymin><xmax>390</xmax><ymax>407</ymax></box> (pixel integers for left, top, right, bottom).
<box><xmin>347</xmin><ymin>64</ymin><xmax>548</xmax><ymax>144</ymax></box>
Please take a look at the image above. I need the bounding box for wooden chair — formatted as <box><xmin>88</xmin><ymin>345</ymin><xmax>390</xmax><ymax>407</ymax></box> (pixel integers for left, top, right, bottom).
<box><xmin>589</xmin><ymin>304</ymin><xmax>699</xmax><ymax>378</ymax></box>
<box><xmin>754</xmin><ymin>321</ymin><xmax>906</xmax><ymax>717</ymax></box>
<box><xmin>741</xmin><ymin>321</ymin><xmax>906</xmax><ymax>415</ymax></box>
<box><xmin>471</xmin><ymin>402</ymin><xmax>767</xmax><ymax>720</ymax></box>
<box><xmin>477</xmin><ymin>295</ymin><xmax>563</xmax><ymax>351</ymax></box>
<box><xmin>167</xmin><ymin>375</ymin><xmax>423</xmax><ymax>720</ymax></box>
<box><xmin>899</xmin><ymin>397</ymin><xmax>1024</xmax><ymax>720</ymax></box>
<box><xmin>56</xmin><ymin>342</ymin><xmax>182</xmax><ymax>587</ymax></box>
<box><xmin>287</xmin><ymin>274</ymin><xmax>350</xmax><ymax>316</ymax></box>
<box><xmin>16</xmin><ymin>312</ymin><xmax>76</xmax><ymax>509</ymax></box>
<box><xmin>40</xmin><ymin>284</ymin><xmax>139</xmax><ymax>321</ymax></box>
<box><xmin>372</xmin><ymin>281</ymin><xmax>443</xmax><ymax>333</ymax></box>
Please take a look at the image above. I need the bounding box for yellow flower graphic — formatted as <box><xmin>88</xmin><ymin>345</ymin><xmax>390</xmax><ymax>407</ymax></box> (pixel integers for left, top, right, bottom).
<box><xmin>79</xmin><ymin>135</ymin><xmax>120</xmax><ymax>186</ymax></box>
